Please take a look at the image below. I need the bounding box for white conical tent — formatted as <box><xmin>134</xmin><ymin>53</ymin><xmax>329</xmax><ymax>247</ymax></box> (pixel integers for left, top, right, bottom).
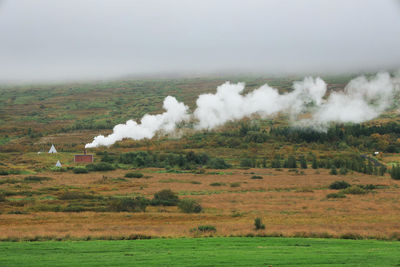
<box><xmin>48</xmin><ymin>144</ymin><xmax>57</xmax><ymax>153</ymax></box>
<box><xmin>55</xmin><ymin>160</ymin><xmax>62</xmax><ymax>167</ymax></box>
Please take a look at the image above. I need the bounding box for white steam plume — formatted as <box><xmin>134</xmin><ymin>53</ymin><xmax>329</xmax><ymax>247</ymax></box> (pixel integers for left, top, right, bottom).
<box><xmin>193</xmin><ymin>77</ymin><xmax>327</xmax><ymax>129</ymax></box>
<box><xmin>85</xmin><ymin>96</ymin><xmax>189</xmax><ymax>148</ymax></box>
<box><xmin>302</xmin><ymin>72</ymin><xmax>396</xmax><ymax>126</ymax></box>
<box><xmin>86</xmin><ymin>72</ymin><xmax>398</xmax><ymax>148</ymax></box>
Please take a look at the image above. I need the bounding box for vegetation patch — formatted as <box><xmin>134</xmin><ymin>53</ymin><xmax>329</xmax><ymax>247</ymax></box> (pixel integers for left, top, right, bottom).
<box><xmin>109</xmin><ymin>197</ymin><xmax>148</xmax><ymax>212</ymax></box>
<box><xmin>254</xmin><ymin>217</ymin><xmax>266</xmax><ymax>230</ymax></box>
<box><xmin>210</xmin><ymin>182</ymin><xmax>226</xmax><ymax>186</ymax></box>
<box><xmin>86</xmin><ymin>163</ymin><xmax>115</xmax><ymax>172</ymax></box>
<box><xmin>58</xmin><ymin>191</ymin><xmax>99</xmax><ymax>200</ymax></box>
<box><xmin>341</xmin><ymin>186</ymin><xmax>369</xmax><ymax>195</ymax></box>
<box><xmin>151</xmin><ymin>189</ymin><xmax>179</xmax><ymax>206</ymax></box>
<box><xmin>178</xmin><ymin>198</ymin><xmax>202</xmax><ymax>213</ymax></box>
<box><xmin>329</xmin><ymin>180</ymin><xmax>351</xmax><ymax>190</ymax></box>
<box><xmin>327</xmin><ymin>192</ymin><xmax>346</xmax><ymax>199</ymax></box>
<box><xmin>125</xmin><ymin>172</ymin><xmax>144</xmax><ymax>178</ymax></box>
<box><xmin>191</xmin><ymin>225</ymin><xmax>217</xmax><ymax>233</ymax></box>
<box><xmin>24</xmin><ymin>176</ymin><xmax>52</xmax><ymax>182</ymax></box>
<box><xmin>73</xmin><ymin>167</ymin><xmax>88</xmax><ymax>174</ymax></box>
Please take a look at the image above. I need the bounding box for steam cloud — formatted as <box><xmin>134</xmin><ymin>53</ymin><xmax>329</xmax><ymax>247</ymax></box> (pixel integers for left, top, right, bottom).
<box><xmin>85</xmin><ymin>96</ymin><xmax>189</xmax><ymax>148</ymax></box>
<box><xmin>86</xmin><ymin>72</ymin><xmax>399</xmax><ymax>148</ymax></box>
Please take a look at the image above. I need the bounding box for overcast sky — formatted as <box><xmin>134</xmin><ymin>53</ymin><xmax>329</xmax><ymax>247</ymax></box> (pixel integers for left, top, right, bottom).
<box><xmin>1</xmin><ymin>0</ymin><xmax>400</xmax><ymax>82</ymax></box>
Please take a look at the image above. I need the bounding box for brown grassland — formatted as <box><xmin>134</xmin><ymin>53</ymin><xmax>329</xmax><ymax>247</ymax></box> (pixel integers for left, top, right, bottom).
<box><xmin>1</xmin><ymin>167</ymin><xmax>400</xmax><ymax>240</ymax></box>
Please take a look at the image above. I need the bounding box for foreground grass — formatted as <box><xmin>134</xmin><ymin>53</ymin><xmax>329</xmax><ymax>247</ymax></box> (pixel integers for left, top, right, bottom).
<box><xmin>1</xmin><ymin>237</ymin><xmax>400</xmax><ymax>266</ymax></box>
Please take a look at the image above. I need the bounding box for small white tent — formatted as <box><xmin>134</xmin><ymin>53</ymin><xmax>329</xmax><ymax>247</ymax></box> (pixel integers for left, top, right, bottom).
<box><xmin>48</xmin><ymin>144</ymin><xmax>57</xmax><ymax>153</ymax></box>
<box><xmin>55</xmin><ymin>160</ymin><xmax>62</xmax><ymax>167</ymax></box>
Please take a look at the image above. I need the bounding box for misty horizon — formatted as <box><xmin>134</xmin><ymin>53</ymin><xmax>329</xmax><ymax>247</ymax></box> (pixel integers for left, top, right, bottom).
<box><xmin>1</xmin><ymin>0</ymin><xmax>400</xmax><ymax>83</ymax></box>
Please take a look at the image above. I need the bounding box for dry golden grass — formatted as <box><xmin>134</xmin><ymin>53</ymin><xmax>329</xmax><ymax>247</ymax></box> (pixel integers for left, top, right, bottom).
<box><xmin>1</xmin><ymin>168</ymin><xmax>400</xmax><ymax>240</ymax></box>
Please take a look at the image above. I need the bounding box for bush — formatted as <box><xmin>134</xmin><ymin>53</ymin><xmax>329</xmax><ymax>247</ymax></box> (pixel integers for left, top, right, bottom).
<box><xmin>109</xmin><ymin>197</ymin><xmax>148</xmax><ymax>212</ymax></box>
<box><xmin>390</xmin><ymin>165</ymin><xmax>400</xmax><ymax>180</ymax></box>
<box><xmin>196</xmin><ymin>225</ymin><xmax>216</xmax><ymax>232</ymax></box>
<box><xmin>178</xmin><ymin>198</ymin><xmax>202</xmax><ymax>213</ymax></box>
<box><xmin>86</xmin><ymin>162</ymin><xmax>115</xmax><ymax>172</ymax></box>
<box><xmin>210</xmin><ymin>182</ymin><xmax>226</xmax><ymax>186</ymax></box>
<box><xmin>339</xmin><ymin>168</ymin><xmax>348</xmax><ymax>175</ymax></box>
<box><xmin>329</xmin><ymin>180</ymin><xmax>351</xmax><ymax>190</ymax></box>
<box><xmin>24</xmin><ymin>176</ymin><xmax>52</xmax><ymax>182</ymax></box>
<box><xmin>251</xmin><ymin>175</ymin><xmax>263</xmax><ymax>179</ymax></box>
<box><xmin>240</xmin><ymin>158</ymin><xmax>254</xmax><ymax>168</ymax></box>
<box><xmin>329</xmin><ymin>166</ymin><xmax>338</xmax><ymax>175</ymax></box>
<box><xmin>326</xmin><ymin>192</ymin><xmax>346</xmax><ymax>199</ymax></box>
<box><xmin>0</xmin><ymin>193</ymin><xmax>6</xmax><ymax>202</ymax></box>
<box><xmin>125</xmin><ymin>172</ymin><xmax>144</xmax><ymax>178</ymax></box>
<box><xmin>299</xmin><ymin>155</ymin><xmax>307</xmax><ymax>169</ymax></box>
<box><xmin>286</xmin><ymin>155</ymin><xmax>297</xmax><ymax>169</ymax></box>
<box><xmin>254</xmin><ymin>217</ymin><xmax>265</xmax><ymax>230</ymax></box>
<box><xmin>63</xmin><ymin>205</ymin><xmax>86</xmax><ymax>212</ymax></box>
<box><xmin>0</xmin><ymin>170</ymin><xmax>9</xmax><ymax>175</ymax></box>
<box><xmin>73</xmin><ymin>167</ymin><xmax>88</xmax><ymax>174</ymax></box>
<box><xmin>207</xmin><ymin>158</ymin><xmax>231</xmax><ymax>169</ymax></box>
<box><xmin>230</xmin><ymin>182</ymin><xmax>241</xmax><ymax>188</ymax></box>
<box><xmin>341</xmin><ymin>186</ymin><xmax>368</xmax><ymax>195</ymax></box>
<box><xmin>151</xmin><ymin>189</ymin><xmax>179</xmax><ymax>206</ymax></box>
<box><xmin>359</xmin><ymin>184</ymin><xmax>377</xmax><ymax>190</ymax></box>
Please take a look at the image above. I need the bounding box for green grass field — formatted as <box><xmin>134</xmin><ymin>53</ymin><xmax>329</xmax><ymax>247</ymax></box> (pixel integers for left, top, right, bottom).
<box><xmin>1</xmin><ymin>237</ymin><xmax>400</xmax><ymax>266</ymax></box>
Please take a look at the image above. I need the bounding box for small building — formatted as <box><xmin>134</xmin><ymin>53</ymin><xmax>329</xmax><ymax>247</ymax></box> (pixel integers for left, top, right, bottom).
<box><xmin>74</xmin><ymin>150</ymin><xmax>94</xmax><ymax>163</ymax></box>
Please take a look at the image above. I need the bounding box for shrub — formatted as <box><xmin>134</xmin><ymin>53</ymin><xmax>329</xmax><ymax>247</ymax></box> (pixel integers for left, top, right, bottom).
<box><xmin>390</xmin><ymin>165</ymin><xmax>400</xmax><ymax>180</ymax></box>
<box><xmin>251</xmin><ymin>175</ymin><xmax>263</xmax><ymax>179</ymax></box>
<box><xmin>339</xmin><ymin>168</ymin><xmax>348</xmax><ymax>175</ymax></box>
<box><xmin>254</xmin><ymin>217</ymin><xmax>265</xmax><ymax>230</ymax></box>
<box><xmin>359</xmin><ymin>184</ymin><xmax>377</xmax><ymax>190</ymax></box>
<box><xmin>178</xmin><ymin>198</ymin><xmax>202</xmax><ymax>213</ymax></box>
<box><xmin>312</xmin><ymin>157</ymin><xmax>319</xmax><ymax>169</ymax></box>
<box><xmin>299</xmin><ymin>155</ymin><xmax>307</xmax><ymax>169</ymax></box>
<box><xmin>329</xmin><ymin>180</ymin><xmax>351</xmax><ymax>190</ymax></box>
<box><xmin>196</xmin><ymin>225</ymin><xmax>216</xmax><ymax>232</ymax></box>
<box><xmin>286</xmin><ymin>155</ymin><xmax>297</xmax><ymax>168</ymax></box>
<box><xmin>151</xmin><ymin>189</ymin><xmax>179</xmax><ymax>206</ymax></box>
<box><xmin>230</xmin><ymin>182</ymin><xmax>241</xmax><ymax>188</ymax></box>
<box><xmin>329</xmin><ymin>166</ymin><xmax>338</xmax><ymax>175</ymax></box>
<box><xmin>378</xmin><ymin>165</ymin><xmax>387</xmax><ymax>176</ymax></box>
<box><xmin>86</xmin><ymin>162</ymin><xmax>115</xmax><ymax>172</ymax></box>
<box><xmin>207</xmin><ymin>158</ymin><xmax>231</xmax><ymax>169</ymax></box>
<box><xmin>63</xmin><ymin>205</ymin><xmax>85</xmax><ymax>212</ymax></box>
<box><xmin>24</xmin><ymin>176</ymin><xmax>52</xmax><ymax>182</ymax></box>
<box><xmin>109</xmin><ymin>197</ymin><xmax>148</xmax><ymax>212</ymax></box>
<box><xmin>210</xmin><ymin>182</ymin><xmax>226</xmax><ymax>186</ymax></box>
<box><xmin>0</xmin><ymin>193</ymin><xmax>6</xmax><ymax>202</ymax></box>
<box><xmin>0</xmin><ymin>170</ymin><xmax>9</xmax><ymax>175</ymax></box>
<box><xmin>73</xmin><ymin>167</ymin><xmax>88</xmax><ymax>174</ymax></box>
<box><xmin>125</xmin><ymin>172</ymin><xmax>144</xmax><ymax>178</ymax></box>
<box><xmin>341</xmin><ymin>186</ymin><xmax>368</xmax><ymax>195</ymax></box>
<box><xmin>240</xmin><ymin>158</ymin><xmax>254</xmax><ymax>168</ymax></box>
<box><xmin>326</xmin><ymin>192</ymin><xmax>346</xmax><ymax>199</ymax></box>
<box><xmin>0</xmin><ymin>178</ymin><xmax>19</xmax><ymax>185</ymax></box>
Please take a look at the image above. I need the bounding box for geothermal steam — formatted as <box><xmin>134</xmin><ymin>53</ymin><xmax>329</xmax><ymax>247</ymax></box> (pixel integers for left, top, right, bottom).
<box><xmin>85</xmin><ymin>96</ymin><xmax>189</xmax><ymax>148</ymax></box>
<box><xmin>86</xmin><ymin>72</ymin><xmax>398</xmax><ymax>148</ymax></box>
